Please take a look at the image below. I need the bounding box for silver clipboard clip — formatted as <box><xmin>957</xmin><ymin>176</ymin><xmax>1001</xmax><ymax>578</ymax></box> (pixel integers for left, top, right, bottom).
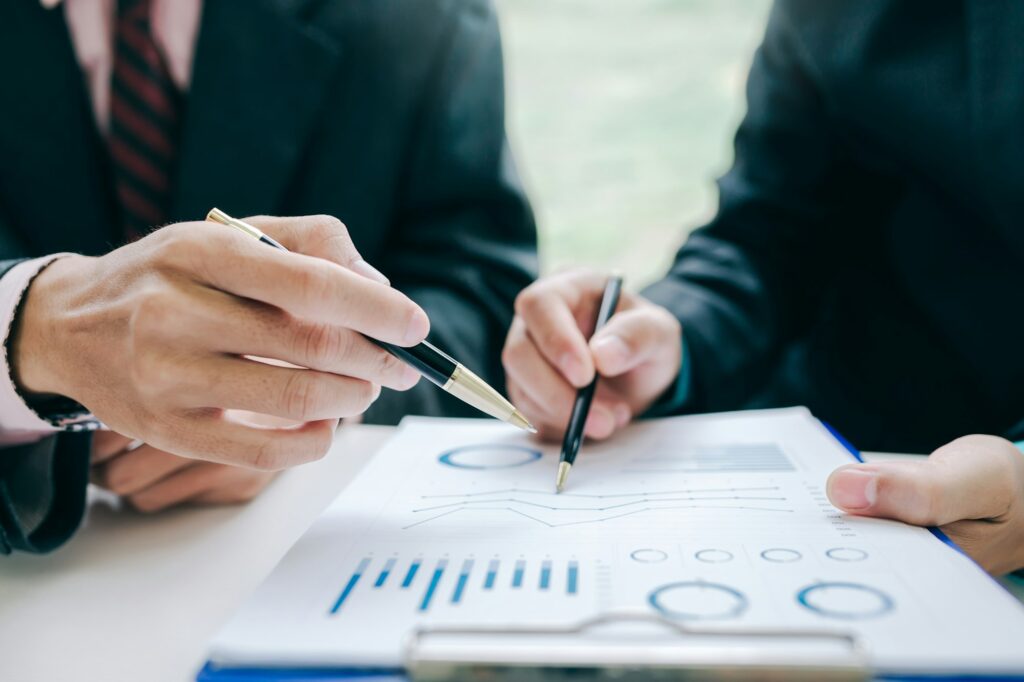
<box><xmin>404</xmin><ymin>612</ymin><xmax>869</xmax><ymax>681</ymax></box>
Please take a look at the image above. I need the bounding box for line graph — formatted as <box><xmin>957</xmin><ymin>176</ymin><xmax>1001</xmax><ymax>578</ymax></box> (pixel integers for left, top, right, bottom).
<box><xmin>420</xmin><ymin>486</ymin><xmax>782</xmax><ymax>500</ymax></box>
<box><xmin>413</xmin><ymin>495</ymin><xmax>788</xmax><ymax>514</ymax></box>
<box><xmin>403</xmin><ymin>485</ymin><xmax>793</xmax><ymax>529</ymax></box>
<box><xmin>403</xmin><ymin>503</ymin><xmax>793</xmax><ymax>530</ymax></box>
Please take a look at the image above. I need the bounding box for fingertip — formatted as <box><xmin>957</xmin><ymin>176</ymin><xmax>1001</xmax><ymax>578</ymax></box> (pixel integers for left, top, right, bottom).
<box><xmin>395</xmin><ymin>365</ymin><xmax>422</xmax><ymax>391</ymax></box>
<box><xmin>404</xmin><ymin>307</ymin><xmax>430</xmax><ymax>346</ymax></box>
<box><xmin>826</xmin><ymin>465</ymin><xmax>877</xmax><ymax>512</ymax></box>
<box><xmin>591</xmin><ymin>334</ymin><xmax>630</xmax><ymax>376</ymax></box>
<box><xmin>558</xmin><ymin>351</ymin><xmax>595</xmax><ymax>387</ymax></box>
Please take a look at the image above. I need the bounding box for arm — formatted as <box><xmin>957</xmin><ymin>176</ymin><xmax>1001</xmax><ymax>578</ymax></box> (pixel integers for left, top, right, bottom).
<box><xmin>641</xmin><ymin>2</ymin><xmax>871</xmax><ymax>412</ymax></box>
<box><xmin>0</xmin><ymin>218</ymin><xmax>92</xmax><ymax>554</ymax></box>
<box><xmin>364</xmin><ymin>0</ymin><xmax>538</xmax><ymax>424</ymax></box>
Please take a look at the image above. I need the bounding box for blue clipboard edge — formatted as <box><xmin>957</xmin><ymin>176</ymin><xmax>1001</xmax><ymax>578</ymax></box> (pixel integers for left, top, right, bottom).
<box><xmin>818</xmin><ymin>422</ymin><xmax>965</xmax><ymax>556</ymax></box>
<box><xmin>198</xmin><ymin>421</ymin><xmax>1024</xmax><ymax>682</ymax></box>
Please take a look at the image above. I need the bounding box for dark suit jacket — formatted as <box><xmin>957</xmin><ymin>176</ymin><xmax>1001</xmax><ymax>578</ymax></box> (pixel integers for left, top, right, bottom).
<box><xmin>0</xmin><ymin>0</ymin><xmax>536</xmax><ymax>553</ymax></box>
<box><xmin>644</xmin><ymin>0</ymin><xmax>1024</xmax><ymax>452</ymax></box>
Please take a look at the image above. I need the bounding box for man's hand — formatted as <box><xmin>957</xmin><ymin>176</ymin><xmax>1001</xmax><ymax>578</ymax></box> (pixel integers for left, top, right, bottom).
<box><xmin>827</xmin><ymin>435</ymin><xmax>1024</xmax><ymax>575</ymax></box>
<box><xmin>12</xmin><ymin>215</ymin><xmax>427</xmax><ymax>471</ymax></box>
<box><xmin>92</xmin><ymin>431</ymin><xmax>275</xmax><ymax>512</ymax></box>
<box><xmin>502</xmin><ymin>270</ymin><xmax>682</xmax><ymax>442</ymax></box>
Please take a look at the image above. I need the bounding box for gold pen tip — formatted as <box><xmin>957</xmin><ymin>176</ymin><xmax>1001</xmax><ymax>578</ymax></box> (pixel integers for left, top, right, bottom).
<box><xmin>508</xmin><ymin>409</ymin><xmax>537</xmax><ymax>434</ymax></box>
<box><xmin>556</xmin><ymin>461</ymin><xmax>571</xmax><ymax>493</ymax></box>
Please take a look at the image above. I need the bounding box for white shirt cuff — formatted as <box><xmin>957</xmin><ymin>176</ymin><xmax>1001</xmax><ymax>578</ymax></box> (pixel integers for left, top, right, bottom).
<box><xmin>0</xmin><ymin>255</ymin><xmax>73</xmax><ymax>443</ymax></box>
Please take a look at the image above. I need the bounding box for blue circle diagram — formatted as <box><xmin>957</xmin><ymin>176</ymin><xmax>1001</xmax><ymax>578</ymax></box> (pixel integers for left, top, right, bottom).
<box><xmin>630</xmin><ymin>549</ymin><xmax>669</xmax><ymax>563</ymax></box>
<box><xmin>826</xmin><ymin>547</ymin><xmax>868</xmax><ymax>562</ymax></box>
<box><xmin>797</xmin><ymin>582</ymin><xmax>894</xmax><ymax>620</ymax></box>
<box><xmin>695</xmin><ymin>549</ymin><xmax>734</xmax><ymax>564</ymax></box>
<box><xmin>438</xmin><ymin>444</ymin><xmax>543</xmax><ymax>470</ymax></box>
<box><xmin>648</xmin><ymin>581</ymin><xmax>749</xmax><ymax>620</ymax></box>
<box><xmin>760</xmin><ymin>548</ymin><xmax>802</xmax><ymax>563</ymax></box>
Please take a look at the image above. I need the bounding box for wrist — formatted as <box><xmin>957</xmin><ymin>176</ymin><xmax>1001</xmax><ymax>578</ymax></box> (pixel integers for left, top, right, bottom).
<box><xmin>11</xmin><ymin>255</ymin><xmax>93</xmax><ymax>399</ymax></box>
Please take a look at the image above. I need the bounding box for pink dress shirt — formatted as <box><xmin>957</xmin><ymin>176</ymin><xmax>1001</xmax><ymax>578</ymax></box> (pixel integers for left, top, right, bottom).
<box><xmin>0</xmin><ymin>0</ymin><xmax>202</xmax><ymax>439</ymax></box>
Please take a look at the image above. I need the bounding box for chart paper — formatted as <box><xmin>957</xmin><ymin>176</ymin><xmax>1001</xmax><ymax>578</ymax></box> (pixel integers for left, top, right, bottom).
<box><xmin>209</xmin><ymin>408</ymin><xmax>1024</xmax><ymax>676</ymax></box>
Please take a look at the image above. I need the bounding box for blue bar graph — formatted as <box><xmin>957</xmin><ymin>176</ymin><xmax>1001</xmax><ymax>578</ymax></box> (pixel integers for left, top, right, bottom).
<box><xmin>567</xmin><ymin>561</ymin><xmax>579</xmax><ymax>595</ymax></box>
<box><xmin>512</xmin><ymin>559</ymin><xmax>526</xmax><ymax>588</ymax></box>
<box><xmin>540</xmin><ymin>560</ymin><xmax>552</xmax><ymax>590</ymax></box>
<box><xmin>419</xmin><ymin>559</ymin><xmax>448</xmax><ymax>612</ymax></box>
<box><xmin>484</xmin><ymin>559</ymin><xmax>499</xmax><ymax>590</ymax></box>
<box><xmin>329</xmin><ymin>557</ymin><xmax>371</xmax><ymax>615</ymax></box>
<box><xmin>402</xmin><ymin>559</ymin><xmax>422</xmax><ymax>588</ymax></box>
<box><xmin>451</xmin><ymin>559</ymin><xmax>474</xmax><ymax>604</ymax></box>
<box><xmin>375</xmin><ymin>558</ymin><xmax>396</xmax><ymax>588</ymax></box>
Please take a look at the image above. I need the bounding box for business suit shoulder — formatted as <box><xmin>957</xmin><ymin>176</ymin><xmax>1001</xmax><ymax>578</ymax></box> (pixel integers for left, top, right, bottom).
<box><xmin>308</xmin><ymin>0</ymin><xmax>497</xmax><ymax>54</ymax></box>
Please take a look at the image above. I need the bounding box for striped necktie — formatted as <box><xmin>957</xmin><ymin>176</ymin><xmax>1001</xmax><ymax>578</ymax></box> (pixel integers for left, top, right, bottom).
<box><xmin>108</xmin><ymin>0</ymin><xmax>181</xmax><ymax>242</ymax></box>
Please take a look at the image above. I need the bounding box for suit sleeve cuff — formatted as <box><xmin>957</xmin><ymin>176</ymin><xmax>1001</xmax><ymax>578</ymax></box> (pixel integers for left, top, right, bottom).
<box><xmin>0</xmin><ymin>255</ymin><xmax>72</xmax><ymax>441</ymax></box>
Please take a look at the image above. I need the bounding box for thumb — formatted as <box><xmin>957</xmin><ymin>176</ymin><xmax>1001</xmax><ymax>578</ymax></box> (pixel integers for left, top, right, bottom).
<box><xmin>826</xmin><ymin>446</ymin><xmax>1011</xmax><ymax>526</ymax></box>
<box><xmin>590</xmin><ymin>307</ymin><xmax>678</xmax><ymax>377</ymax></box>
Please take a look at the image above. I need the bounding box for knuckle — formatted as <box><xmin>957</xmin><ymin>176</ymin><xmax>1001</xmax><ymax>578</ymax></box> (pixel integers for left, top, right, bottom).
<box><xmin>281</xmin><ymin>372</ymin><xmax>326</xmax><ymax>419</ymax></box>
<box><xmin>151</xmin><ymin>225</ymin><xmax>194</xmax><ymax>263</ymax></box>
<box><xmin>308</xmin><ymin>214</ymin><xmax>347</xmax><ymax>239</ymax></box>
<box><xmin>250</xmin><ymin>438</ymin><xmax>288</xmax><ymax>472</ymax></box>
<box><xmin>542</xmin><ymin>333</ymin><xmax>577</xmax><ymax>361</ymax></box>
<box><xmin>295</xmin><ymin>321</ymin><xmax>344</xmax><ymax>364</ymax></box>
<box><xmin>377</xmin><ymin>349</ymin><xmax>402</xmax><ymax>379</ymax></box>
<box><xmin>514</xmin><ymin>287</ymin><xmax>543</xmax><ymax>318</ymax></box>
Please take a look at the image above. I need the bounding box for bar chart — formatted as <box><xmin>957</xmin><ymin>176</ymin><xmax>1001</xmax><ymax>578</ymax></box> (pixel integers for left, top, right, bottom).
<box><xmin>328</xmin><ymin>555</ymin><xmax>582</xmax><ymax>616</ymax></box>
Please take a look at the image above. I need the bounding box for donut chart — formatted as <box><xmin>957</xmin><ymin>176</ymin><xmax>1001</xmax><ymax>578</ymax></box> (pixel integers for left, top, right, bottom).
<box><xmin>437</xmin><ymin>445</ymin><xmax>543</xmax><ymax>470</ymax></box>
<box><xmin>760</xmin><ymin>548</ymin><xmax>802</xmax><ymax>563</ymax></box>
<box><xmin>826</xmin><ymin>547</ymin><xmax>868</xmax><ymax>562</ymax></box>
<box><xmin>631</xmin><ymin>549</ymin><xmax>669</xmax><ymax>563</ymax></box>
<box><xmin>648</xmin><ymin>581</ymin><xmax>748</xmax><ymax>620</ymax></box>
<box><xmin>797</xmin><ymin>582</ymin><xmax>894</xmax><ymax>620</ymax></box>
<box><xmin>695</xmin><ymin>549</ymin><xmax>734</xmax><ymax>563</ymax></box>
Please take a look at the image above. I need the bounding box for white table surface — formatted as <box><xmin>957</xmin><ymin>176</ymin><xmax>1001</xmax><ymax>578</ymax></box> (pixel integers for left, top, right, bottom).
<box><xmin>1</xmin><ymin>426</ymin><xmax>1021</xmax><ymax>682</ymax></box>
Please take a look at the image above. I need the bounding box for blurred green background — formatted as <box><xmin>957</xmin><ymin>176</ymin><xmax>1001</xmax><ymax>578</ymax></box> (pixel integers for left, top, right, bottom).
<box><xmin>495</xmin><ymin>0</ymin><xmax>772</xmax><ymax>286</ymax></box>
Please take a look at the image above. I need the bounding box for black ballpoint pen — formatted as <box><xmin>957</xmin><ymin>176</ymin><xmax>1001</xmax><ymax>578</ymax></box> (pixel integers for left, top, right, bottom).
<box><xmin>556</xmin><ymin>274</ymin><xmax>623</xmax><ymax>492</ymax></box>
<box><xmin>206</xmin><ymin>208</ymin><xmax>536</xmax><ymax>433</ymax></box>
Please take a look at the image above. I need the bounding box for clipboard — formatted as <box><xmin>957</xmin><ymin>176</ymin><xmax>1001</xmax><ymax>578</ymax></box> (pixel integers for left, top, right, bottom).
<box><xmin>196</xmin><ymin>421</ymin><xmax>1024</xmax><ymax>682</ymax></box>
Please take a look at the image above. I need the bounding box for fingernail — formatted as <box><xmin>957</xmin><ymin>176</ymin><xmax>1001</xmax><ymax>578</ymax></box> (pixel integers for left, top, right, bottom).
<box><xmin>404</xmin><ymin>309</ymin><xmax>430</xmax><ymax>345</ymax></box>
<box><xmin>352</xmin><ymin>259</ymin><xmax>390</xmax><ymax>285</ymax></box>
<box><xmin>559</xmin><ymin>352</ymin><xmax>588</xmax><ymax>386</ymax></box>
<box><xmin>591</xmin><ymin>335</ymin><xmax>629</xmax><ymax>372</ymax></box>
<box><xmin>828</xmin><ymin>468</ymin><xmax>877</xmax><ymax>510</ymax></box>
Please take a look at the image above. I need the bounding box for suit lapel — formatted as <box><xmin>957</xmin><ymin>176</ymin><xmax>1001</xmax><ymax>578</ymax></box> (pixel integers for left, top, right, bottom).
<box><xmin>172</xmin><ymin>0</ymin><xmax>342</xmax><ymax>221</ymax></box>
<box><xmin>0</xmin><ymin>1</ymin><xmax>118</xmax><ymax>255</ymax></box>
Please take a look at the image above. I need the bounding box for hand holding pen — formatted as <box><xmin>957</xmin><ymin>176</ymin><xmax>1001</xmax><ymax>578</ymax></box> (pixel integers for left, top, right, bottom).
<box><xmin>502</xmin><ymin>270</ymin><xmax>684</xmax><ymax>445</ymax></box>
<box><xmin>207</xmin><ymin>210</ymin><xmax>534</xmax><ymax>433</ymax></box>
<box><xmin>13</xmin><ymin>214</ymin><xmax>433</xmax><ymax>470</ymax></box>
